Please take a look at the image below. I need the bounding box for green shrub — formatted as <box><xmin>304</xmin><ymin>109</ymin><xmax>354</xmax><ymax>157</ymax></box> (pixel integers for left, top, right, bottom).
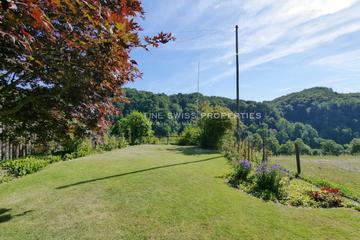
<box><xmin>350</xmin><ymin>138</ymin><xmax>360</xmax><ymax>155</ymax></box>
<box><xmin>320</xmin><ymin>139</ymin><xmax>344</xmax><ymax>156</ymax></box>
<box><xmin>253</xmin><ymin>163</ymin><xmax>289</xmax><ymax>200</ymax></box>
<box><xmin>178</xmin><ymin>125</ymin><xmax>201</xmax><ymax>146</ymax></box>
<box><xmin>1</xmin><ymin>157</ymin><xmax>48</xmax><ymax>176</ymax></box>
<box><xmin>309</xmin><ymin>188</ymin><xmax>343</xmax><ymax>208</ymax></box>
<box><xmin>100</xmin><ymin>135</ymin><xmax>119</xmax><ymax>151</ymax></box>
<box><xmin>278</xmin><ymin>141</ymin><xmax>295</xmax><ymax>155</ymax></box>
<box><xmin>308</xmin><ymin>178</ymin><xmax>359</xmax><ymax>202</ymax></box>
<box><xmin>63</xmin><ymin>153</ymin><xmax>75</xmax><ymax>161</ymax></box>
<box><xmin>72</xmin><ymin>140</ymin><xmax>93</xmax><ymax>158</ymax></box>
<box><xmin>117</xmin><ymin>136</ymin><xmax>129</xmax><ymax>148</ymax></box>
<box><xmin>198</xmin><ymin>106</ymin><xmax>235</xmax><ymax>150</ymax></box>
<box><xmin>295</xmin><ymin>139</ymin><xmax>312</xmax><ymax>155</ymax></box>
<box><xmin>96</xmin><ymin>135</ymin><xmax>129</xmax><ymax>151</ymax></box>
<box><xmin>310</xmin><ymin>149</ymin><xmax>322</xmax><ymax>156</ymax></box>
<box><xmin>43</xmin><ymin>155</ymin><xmax>62</xmax><ymax>164</ymax></box>
<box><xmin>229</xmin><ymin>160</ymin><xmax>252</xmax><ymax>186</ymax></box>
<box><xmin>0</xmin><ymin>169</ymin><xmax>14</xmax><ymax>183</ymax></box>
<box><xmin>144</xmin><ymin>136</ymin><xmax>161</xmax><ymax>145</ymax></box>
<box><xmin>281</xmin><ymin>180</ymin><xmax>318</xmax><ymax>207</ymax></box>
<box><xmin>112</xmin><ymin>111</ymin><xmax>153</xmax><ymax>145</ymax></box>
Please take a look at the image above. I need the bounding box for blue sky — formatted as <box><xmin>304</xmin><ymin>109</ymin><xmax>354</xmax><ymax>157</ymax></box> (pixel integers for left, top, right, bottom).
<box><xmin>127</xmin><ymin>0</ymin><xmax>360</xmax><ymax>101</ymax></box>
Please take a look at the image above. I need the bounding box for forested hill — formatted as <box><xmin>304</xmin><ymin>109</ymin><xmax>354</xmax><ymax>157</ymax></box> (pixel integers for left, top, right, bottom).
<box><xmin>269</xmin><ymin>87</ymin><xmax>360</xmax><ymax>144</ymax></box>
<box><xmin>119</xmin><ymin>87</ymin><xmax>360</xmax><ymax>145</ymax></box>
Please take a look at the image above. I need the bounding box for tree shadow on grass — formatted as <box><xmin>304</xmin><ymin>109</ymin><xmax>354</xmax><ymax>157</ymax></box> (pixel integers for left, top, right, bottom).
<box><xmin>0</xmin><ymin>208</ymin><xmax>33</xmax><ymax>224</ymax></box>
<box><xmin>56</xmin><ymin>156</ymin><xmax>223</xmax><ymax>189</ymax></box>
<box><xmin>167</xmin><ymin>146</ymin><xmax>219</xmax><ymax>155</ymax></box>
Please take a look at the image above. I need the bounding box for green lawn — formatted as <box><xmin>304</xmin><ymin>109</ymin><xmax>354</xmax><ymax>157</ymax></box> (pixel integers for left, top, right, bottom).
<box><xmin>0</xmin><ymin>145</ymin><xmax>359</xmax><ymax>240</ymax></box>
<box><xmin>272</xmin><ymin>155</ymin><xmax>360</xmax><ymax>200</ymax></box>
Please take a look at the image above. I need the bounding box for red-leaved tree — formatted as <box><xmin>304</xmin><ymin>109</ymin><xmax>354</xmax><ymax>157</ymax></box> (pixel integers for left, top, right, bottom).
<box><xmin>0</xmin><ymin>0</ymin><xmax>174</xmax><ymax>143</ymax></box>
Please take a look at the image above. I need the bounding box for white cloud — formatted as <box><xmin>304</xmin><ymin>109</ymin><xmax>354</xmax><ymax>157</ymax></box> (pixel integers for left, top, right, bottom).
<box><xmin>142</xmin><ymin>0</ymin><xmax>360</xmax><ymax>92</ymax></box>
<box><xmin>312</xmin><ymin>49</ymin><xmax>360</xmax><ymax>72</ymax></box>
<box><xmin>193</xmin><ymin>0</ymin><xmax>360</xmax><ymax>85</ymax></box>
<box><xmin>242</xmin><ymin>21</ymin><xmax>360</xmax><ymax>71</ymax></box>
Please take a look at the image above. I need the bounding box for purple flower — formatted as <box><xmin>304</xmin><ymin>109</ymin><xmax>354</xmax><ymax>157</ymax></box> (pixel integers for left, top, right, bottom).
<box><xmin>239</xmin><ymin>160</ymin><xmax>251</xmax><ymax>170</ymax></box>
<box><xmin>270</xmin><ymin>164</ymin><xmax>292</xmax><ymax>177</ymax></box>
<box><xmin>256</xmin><ymin>163</ymin><xmax>268</xmax><ymax>174</ymax></box>
<box><xmin>255</xmin><ymin>163</ymin><xmax>292</xmax><ymax>177</ymax></box>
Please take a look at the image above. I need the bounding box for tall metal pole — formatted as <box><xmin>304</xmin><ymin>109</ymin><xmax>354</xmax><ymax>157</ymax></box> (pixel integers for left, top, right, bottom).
<box><xmin>196</xmin><ymin>62</ymin><xmax>200</xmax><ymax>119</ymax></box>
<box><xmin>235</xmin><ymin>25</ymin><xmax>240</xmax><ymax>152</ymax></box>
<box><xmin>197</xmin><ymin>62</ymin><xmax>200</xmax><ymax>94</ymax></box>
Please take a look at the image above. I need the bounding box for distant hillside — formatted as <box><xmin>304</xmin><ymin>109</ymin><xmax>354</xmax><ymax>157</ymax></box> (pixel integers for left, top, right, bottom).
<box><xmin>118</xmin><ymin>87</ymin><xmax>360</xmax><ymax>145</ymax></box>
<box><xmin>269</xmin><ymin>87</ymin><xmax>360</xmax><ymax>144</ymax></box>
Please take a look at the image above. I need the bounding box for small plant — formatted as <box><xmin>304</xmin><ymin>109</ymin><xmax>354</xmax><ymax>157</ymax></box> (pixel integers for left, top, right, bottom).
<box><xmin>308</xmin><ymin>188</ymin><xmax>343</xmax><ymax>208</ymax></box>
<box><xmin>0</xmin><ymin>169</ymin><xmax>14</xmax><ymax>183</ymax></box>
<box><xmin>178</xmin><ymin>125</ymin><xmax>201</xmax><ymax>146</ymax></box>
<box><xmin>43</xmin><ymin>155</ymin><xmax>62</xmax><ymax>164</ymax></box>
<box><xmin>144</xmin><ymin>136</ymin><xmax>161</xmax><ymax>145</ymax></box>
<box><xmin>320</xmin><ymin>187</ymin><xmax>340</xmax><ymax>194</ymax></box>
<box><xmin>63</xmin><ymin>153</ymin><xmax>75</xmax><ymax>160</ymax></box>
<box><xmin>73</xmin><ymin>139</ymin><xmax>93</xmax><ymax>157</ymax></box>
<box><xmin>229</xmin><ymin>160</ymin><xmax>252</xmax><ymax>186</ymax></box>
<box><xmin>281</xmin><ymin>179</ymin><xmax>318</xmax><ymax>207</ymax></box>
<box><xmin>253</xmin><ymin>163</ymin><xmax>289</xmax><ymax>200</ymax></box>
<box><xmin>1</xmin><ymin>157</ymin><xmax>49</xmax><ymax>177</ymax></box>
<box><xmin>100</xmin><ymin>135</ymin><xmax>120</xmax><ymax>151</ymax></box>
<box><xmin>118</xmin><ymin>136</ymin><xmax>129</xmax><ymax>148</ymax></box>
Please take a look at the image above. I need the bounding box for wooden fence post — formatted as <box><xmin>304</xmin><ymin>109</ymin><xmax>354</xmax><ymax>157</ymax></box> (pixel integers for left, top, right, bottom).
<box><xmin>295</xmin><ymin>142</ymin><xmax>301</xmax><ymax>176</ymax></box>
<box><xmin>262</xmin><ymin>135</ymin><xmax>266</xmax><ymax>162</ymax></box>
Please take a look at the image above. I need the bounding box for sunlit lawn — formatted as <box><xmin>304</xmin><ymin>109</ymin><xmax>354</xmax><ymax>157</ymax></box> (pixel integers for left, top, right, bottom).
<box><xmin>0</xmin><ymin>145</ymin><xmax>359</xmax><ymax>240</ymax></box>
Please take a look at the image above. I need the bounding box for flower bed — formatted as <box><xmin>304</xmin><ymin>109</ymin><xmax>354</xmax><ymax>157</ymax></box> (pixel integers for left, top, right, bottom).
<box><xmin>227</xmin><ymin>160</ymin><xmax>359</xmax><ymax>211</ymax></box>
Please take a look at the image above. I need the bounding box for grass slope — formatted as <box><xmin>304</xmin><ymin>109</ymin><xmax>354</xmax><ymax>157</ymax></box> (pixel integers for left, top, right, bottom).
<box><xmin>0</xmin><ymin>145</ymin><xmax>359</xmax><ymax>240</ymax></box>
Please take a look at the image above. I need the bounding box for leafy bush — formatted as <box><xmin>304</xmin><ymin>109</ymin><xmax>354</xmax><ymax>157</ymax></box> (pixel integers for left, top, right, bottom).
<box><xmin>62</xmin><ymin>138</ymin><xmax>93</xmax><ymax>158</ymax></box>
<box><xmin>0</xmin><ymin>169</ymin><xmax>14</xmax><ymax>183</ymax></box>
<box><xmin>320</xmin><ymin>139</ymin><xmax>344</xmax><ymax>156</ymax></box>
<box><xmin>295</xmin><ymin>139</ymin><xmax>312</xmax><ymax>155</ymax></box>
<box><xmin>42</xmin><ymin>155</ymin><xmax>62</xmax><ymax>164</ymax></box>
<box><xmin>221</xmin><ymin>137</ymin><xmax>240</xmax><ymax>164</ymax></box>
<box><xmin>63</xmin><ymin>153</ymin><xmax>76</xmax><ymax>160</ymax></box>
<box><xmin>309</xmin><ymin>188</ymin><xmax>343</xmax><ymax>208</ymax></box>
<box><xmin>100</xmin><ymin>135</ymin><xmax>120</xmax><ymax>151</ymax></box>
<box><xmin>253</xmin><ymin>163</ymin><xmax>290</xmax><ymax>200</ymax></box>
<box><xmin>278</xmin><ymin>141</ymin><xmax>295</xmax><ymax>155</ymax></box>
<box><xmin>310</xmin><ymin>149</ymin><xmax>322</xmax><ymax>156</ymax></box>
<box><xmin>178</xmin><ymin>125</ymin><xmax>201</xmax><ymax>146</ymax></box>
<box><xmin>112</xmin><ymin>111</ymin><xmax>153</xmax><ymax>145</ymax></box>
<box><xmin>117</xmin><ymin>136</ymin><xmax>129</xmax><ymax>148</ymax></box>
<box><xmin>144</xmin><ymin>136</ymin><xmax>161</xmax><ymax>145</ymax></box>
<box><xmin>198</xmin><ymin>106</ymin><xmax>235</xmax><ymax>150</ymax></box>
<box><xmin>73</xmin><ymin>139</ymin><xmax>93</xmax><ymax>157</ymax></box>
<box><xmin>281</xmin><ymin>180</ymin><xmax>318</xmax><ymax>207</ymax></box>
<box><xmin>229</xmin><ymin>160</ymin><xmax>252</xmax><ymax>186</ymax></box>
<box><xmin>350</xmin><ymin>138</ymin><xmax>360</xmax><ymax>155</ymax></box>
<box><xmin>1</xmin><ymin>157</ymin><xmax>49</xmax><ymax>176</ymax></box>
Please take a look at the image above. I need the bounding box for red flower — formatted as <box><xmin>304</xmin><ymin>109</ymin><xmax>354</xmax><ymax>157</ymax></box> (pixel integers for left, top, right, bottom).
<box><xmin>320</xmin><ymin>187</ymin><xmax>340</xmax><ymax>194</ymax></box>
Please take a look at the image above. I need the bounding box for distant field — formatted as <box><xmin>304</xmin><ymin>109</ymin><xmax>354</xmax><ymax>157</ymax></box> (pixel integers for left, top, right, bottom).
<box><xmin>0</xmin><ymin>146</ymin><xmax>359</xmax><ymax>240</ymax></box>
<box><xmin>272</xmin><ymin>155</ymin><xmax>360</xmax><ymax>200</ymax></box>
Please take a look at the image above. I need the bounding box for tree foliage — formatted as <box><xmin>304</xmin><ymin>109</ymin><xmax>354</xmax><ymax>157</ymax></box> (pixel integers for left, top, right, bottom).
<box><xmin>271</xmin><ymin>87</ymin><xmax>360</xmax><ymax>144</ymax></box>
<box><xmin>278</xmin><ymin>141</ymin><xmax>295</xmax><ymax>155</ymax></box>
<box><xmin>320</xmin><ymin>139</ymin><xmax>344</xmax><ymax>156</ymax></box>
<box><xmin>0</xmin><ymin>1</ymin><xmax>174</xmax><ymax>142</ymax></box>
<box><xmin>349</xmin><ymin>138</ymin><xmax>360</xmax><ymax>155</ymax></box>
<box><xmin>117</xmin><ymin>88</ymin><xmax>359</xmax><ymax>152</ymax></box>
<box><xmin>112</xmin><ymin>111</ymin><xmax>152</xmax><ymax>145</ymax></box>
<box><xmin>178</xmin><ymin>125</ymin><xmax>201</xmax><ymax>146</ymax></box>
<box><xmin>198</xmin><ymin>105</ymin><xmax>235</xmax><ymax>150</ymax></box>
